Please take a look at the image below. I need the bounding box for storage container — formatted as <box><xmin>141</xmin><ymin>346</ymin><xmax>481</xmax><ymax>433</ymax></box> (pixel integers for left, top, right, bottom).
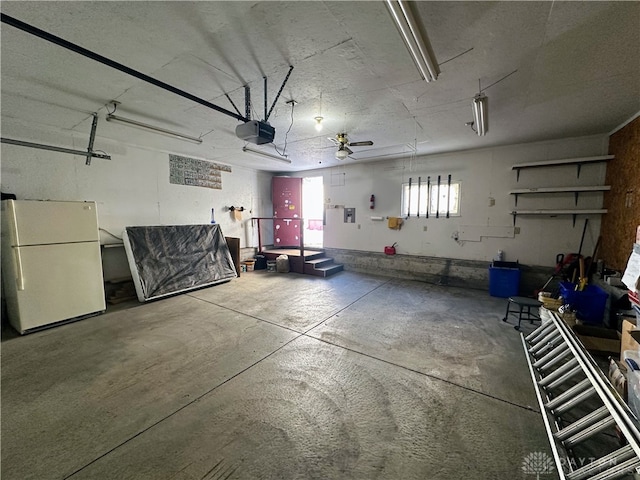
<box><xmin>266</xmin><ymin>260</ymin><xmax>277</xmax><ymax>272</ymax></box>
<box><xmin>489</xmin><ymin>261</ymin><xmax>520</xmax><ymax>298</ymax></box>
<box><xmin>243</xmin><ymin>260</ymin><xmax>255</xmax><ymax>272</ymax></box>
<box><xmin>276</xmin><ymin>255</ymin><xmax>290</xmax><ymax>273</ymax></box>
<box><xmin>625</xmin><ymin>350</ymin><xmax>640</xmax><ymax>418</ymax></box>
<box><xmin>559</xmin><ymin>282</ymin><xmax>608</xmax><ymax>325</ymax></box>
<box><xmin>254</xmin><ymin>255</ymin><xmax>267</xmax><ymax>270</ymax></box>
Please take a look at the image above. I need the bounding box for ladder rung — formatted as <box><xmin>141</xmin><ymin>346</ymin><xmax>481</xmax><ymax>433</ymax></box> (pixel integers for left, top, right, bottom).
<box><xmin>530</xmin><ymin>331</ymin><xmax>563</xmax><ymax>355</ymax></box>
<box><xmin>533</xmin><ymin>342</ymin><xmax>569</xmax><ymax>368</ymax></box>
<box><xmin>555</xmin><ymin>406</ymin><xmax>610</xmax><ymax>441</ymax></box>
<box><xmin>563</xmin><ymin>416</ymin><xmax>616</xmax><ymax>448</ymax></box>
<box><xmin>526</xmin><ymin>321</ymin><xmax>556</xmax><ymax>343</ymax></box>
<box><xmin>538</xmin><ymin>358</ymin><xmax>580</xmax><ymax>387</ymax></box>
<box><xmin>538</xmin><ymin>346</ymin><xmax>573</xmax><ymax>372</ymax></box>
<box><xmin>586</xmin><ymin>457</ymin><xmax>640</xmax><ymax>480</ymax></box>
<box><xmin>553</xmin><ymin>386</ymin><xmax>597</xmax><ymax>415</ymax></box>
<box><xmin>545</xmin><ymin>365</ymin><xmax>583</xmax><ymax>390</ymax></box>
<box><xmin>545</xmin><ymin>379</ymin><xmax>592</xmax><ymax>410</ymax></box>
<box><xmin>566</xmin><ymin>445</ymin><xmax>637</xmax><ymax>480</ymax></box>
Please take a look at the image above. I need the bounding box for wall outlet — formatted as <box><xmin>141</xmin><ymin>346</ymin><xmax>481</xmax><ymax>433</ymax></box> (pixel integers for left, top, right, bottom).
<box><xmin>358</xmin><ymin>224</ymin><xmax>361</xmax><ymax>229</ymax></box>
<box><xmin>514</xmin><ymin>226</ymin><xmax>521</xmax><ymax>234</ymax></box>
<box><xmin>488</xmin><ymin>197</ymin><xmax>495</xmax><ymax>207</ymax></box>
<box><xmin>423</xmin><ymin>226</ymin><xmax>428</xmax><ymax>232</ymax></box>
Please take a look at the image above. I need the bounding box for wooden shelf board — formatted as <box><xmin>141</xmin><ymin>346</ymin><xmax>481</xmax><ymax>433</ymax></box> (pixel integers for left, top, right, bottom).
<box><xmin>509</xmin><ymin>186</ymin><xmax>611</xmax><ymax>194</ymax></box>
<box><xmin>511</xmin><ymin>209</ymin><xmax>608</xmax><ymax>215</ymax></box>
<box><xmin>511</xmin><ymin>155</ymin><xmax>614</xmax><ymax>170</ymax></box>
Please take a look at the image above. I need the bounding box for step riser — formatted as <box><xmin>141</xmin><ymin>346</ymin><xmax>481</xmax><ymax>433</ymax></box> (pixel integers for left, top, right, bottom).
<box><xmin>303</xmin><ymin>256</ymin><xmax>343</xmax><ymax>277</ymax></box>
<box><xmin>306</xmin><ymin>258</ymin><xmax>334</xmax><ymax>269</ymax></box>
<box><xmin>305</xmin><ymin>265</ymin><xmax>344</xmax><ymax>277</ymax></box>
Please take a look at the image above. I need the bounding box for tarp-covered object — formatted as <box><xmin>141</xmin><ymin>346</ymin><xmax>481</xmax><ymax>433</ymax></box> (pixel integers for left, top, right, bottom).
<box><xmin>123</xmin><ymin>224</ymin><xmax>236</xmax><ymax>301</ymax></box>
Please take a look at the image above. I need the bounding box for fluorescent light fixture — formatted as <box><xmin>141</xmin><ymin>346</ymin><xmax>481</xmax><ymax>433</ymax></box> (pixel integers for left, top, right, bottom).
<box><xmin>242</xmin><ymin>146</ymin><xmax>291</xmax><ymax>164</ymax></box>
<box><xmin>106</xmin><ymin>114</ymin><xmax>202</xmax><ymax>144</ymax></box>
<box><xmin>314</xmin><ymin>116</ymin><xmax>324</xmax><ymax>132</ymax></box>
<box><xmin>385</xmin><ymin>0</ymin><xmax>440</xmax><ymax>82</ymax></box>
<box><xmin>472</xmin><ymin>93</ymin><xmax>488</xmax><ymax>136</ymax></box>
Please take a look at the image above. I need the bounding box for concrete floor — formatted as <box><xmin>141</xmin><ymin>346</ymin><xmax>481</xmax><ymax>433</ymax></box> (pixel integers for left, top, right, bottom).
<box><xmin>1</xmin><ymin>271</ymin><xmax>552</xmax><ymax>479</ymax></box>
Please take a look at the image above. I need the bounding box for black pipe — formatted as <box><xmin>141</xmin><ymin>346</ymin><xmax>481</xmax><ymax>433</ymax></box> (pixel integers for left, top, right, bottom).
<box><xmin>263</xmin><ymin>76</ymin><xmax>268</xmax><ymax>121</ymax></box>
<box><xmin>426</xmin><ymin>176</ymin><xmax>430</xmax><ymax>218</ymax></box>
<box><xmin>446</xmin><ymin>174</ymin><xmax>451</xmax><ymax>218</ymax></box>
<box><xmin>416</xmin><ymin>176</ymin><xmax>421</xmax><ymax>217</ymax></box>
<box><xmin>1</xmin><ymin>14</ymin><xmax>248</xmax><ymax>122</ymax></box>
<box><xmin>436</xmin><ymin>175</ymin><xmax>441</xmax><ymax>218</ymax></box>
<box><xmin>407</xmin><ymin>177</ymin><xmax>412</xmax><ymax>217</ymax></box>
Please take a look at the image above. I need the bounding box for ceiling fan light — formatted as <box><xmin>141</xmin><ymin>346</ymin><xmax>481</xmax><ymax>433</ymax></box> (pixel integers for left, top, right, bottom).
<box><xmin>314</xmin><ymin>116</ymin><xmax>323</xmax><ymax>132</ymax></box>
<box><xmin>335</xmin><ymin>148</ymin><xmax>350</xmax><ymax>160</ymax></box>
<box><xmin>472</xmin><ymin>94</ymin><xmax>488</xmax><ymax>136</ymax></box>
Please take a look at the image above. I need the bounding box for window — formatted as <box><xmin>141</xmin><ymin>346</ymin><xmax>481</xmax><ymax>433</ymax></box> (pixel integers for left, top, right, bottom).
<box><xmin>401</xmin><ymin>180</ymin><xmax>460</xmax><ymax>217</ymax></box>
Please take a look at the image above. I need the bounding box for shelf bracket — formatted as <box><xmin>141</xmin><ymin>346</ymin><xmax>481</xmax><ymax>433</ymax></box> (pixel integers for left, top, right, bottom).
<box><xmin>576</xmin><ymin>163</ymin><xmax>582</xmax><ymax>179</ymax></box>
<box><xmin>514</xmin><ymin>193</ymin><xmax>519</xmax><ymax>207</ymax></box>
<box><xmin>574</xmin><ymin>191</ymin><xmax>579</xmax><ymax>206</ymax></box>
<box><xmin>512</xmin><ymin>212</ymin><xmax>517</xmax><ymax>226</ymax></box>
<box><xmin>572</xmin><ymin>214</ymin><xmax>577</xmax><ymax>227</ymax></box>
<box><xmin>515</xmin><ymin>167</ymin><xmax>521</xmax><ymax>182</ymax></box>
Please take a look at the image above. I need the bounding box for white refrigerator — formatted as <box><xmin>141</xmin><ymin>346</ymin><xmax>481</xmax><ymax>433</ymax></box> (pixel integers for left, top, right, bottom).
<box><xmin>1</xmin><ymin>200</ymin><xmax>106</xmax><ymax>334</ymax></box>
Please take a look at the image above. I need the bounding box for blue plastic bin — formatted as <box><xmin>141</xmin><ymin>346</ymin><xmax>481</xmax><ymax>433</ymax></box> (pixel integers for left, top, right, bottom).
<box><xmin>559</xmin><ymin>282</ymin><xmax>608</xmax><ymax>325</ymax></box>
<box><xmin>489</xmin><ymin>262</ymin><xmax>520</xmax><ymax>298</ymax></box>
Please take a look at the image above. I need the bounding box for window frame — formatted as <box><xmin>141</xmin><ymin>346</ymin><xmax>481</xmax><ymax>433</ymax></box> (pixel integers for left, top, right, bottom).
<box><xmin>401</xmin><ymin>179</ymin><xmax>461</xmax><ymax>217</ymax></box>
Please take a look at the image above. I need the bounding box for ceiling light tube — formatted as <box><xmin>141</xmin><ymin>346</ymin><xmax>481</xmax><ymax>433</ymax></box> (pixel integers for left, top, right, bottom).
<box><xmin>472</xmin><ymin>94</ymin><xmax>488</xmax><ymax>136</ymax></box>
<box><xmin>242</xmin><ymin>146</ymin><xmax>291</xmax><ymax>164</ymax></box>
<box><xmin>385</xmin><ymin>0</ymin><xmax>440</xmax><ymax>82</ymax></box>
<box><xmin>106</xmin><ymin>114</ymin><xmax>202</xmax><ymax>144</ymax></box>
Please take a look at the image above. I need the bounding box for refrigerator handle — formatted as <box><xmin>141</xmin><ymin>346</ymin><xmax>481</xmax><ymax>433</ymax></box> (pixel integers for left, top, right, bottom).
<box><xmin>13</xmin><ymin>247</ymin><xmax>25</xmax><ymax>291</ymax></box>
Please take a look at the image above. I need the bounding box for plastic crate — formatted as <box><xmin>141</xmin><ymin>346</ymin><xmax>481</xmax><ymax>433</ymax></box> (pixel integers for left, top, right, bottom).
<box><xmin>489</xmin><ymin>263</ymin><xmax>520</xmax><ymax>298</ymax></box>
<box><xmin>559</xmin><ymin>282</ymin><xmax>608</xmax><ymax>325</ymax></box>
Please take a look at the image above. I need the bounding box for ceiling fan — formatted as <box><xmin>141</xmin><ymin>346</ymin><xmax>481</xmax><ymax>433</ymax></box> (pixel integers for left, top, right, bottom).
<box><xmin>329</xmin><ymin>133</ymin><xmax>373</xmax><ymax>160</ymax></box>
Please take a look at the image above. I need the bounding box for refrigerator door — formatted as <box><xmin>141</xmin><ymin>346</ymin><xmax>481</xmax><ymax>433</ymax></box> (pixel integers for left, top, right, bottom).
<box><xmin>4</xmin><ymin>242</ymin><xmax>105</xmax><ymax>333</ymax></box>
<box><xmin>2</xmin><ymin>200</ymin><xmax>100</xmax><ymax>246</ymax></box>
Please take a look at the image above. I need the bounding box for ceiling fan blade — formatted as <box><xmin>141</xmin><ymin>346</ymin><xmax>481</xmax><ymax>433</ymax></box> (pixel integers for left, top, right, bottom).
<box><xmin>345</xmin><ymin>146</ymin><xmax>354</xmax><ymax>155</ymax></box>
<box><xmin>328</xmin><ymin>137</ymin><xmax>340</xmax><ymax>146</ymax></box>
<box><xmin>348</xmin><ymin>141</ymin><xmax>374</xmax><ymax>147</ymax></box>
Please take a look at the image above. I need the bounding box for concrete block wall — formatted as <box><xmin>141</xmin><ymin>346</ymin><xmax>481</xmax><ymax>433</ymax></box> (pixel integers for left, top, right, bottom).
<box><xmin>324</xmin><ymin>247</ymin><xmax>550</xmax><ymax>295</ymax></box>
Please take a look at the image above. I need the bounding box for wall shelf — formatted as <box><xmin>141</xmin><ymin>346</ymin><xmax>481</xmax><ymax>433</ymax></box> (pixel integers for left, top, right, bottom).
<box><xmin>509</xmin><ymin>185</ymin><xmax>611</xmax><ymax>206</ymax></box>
<box><xmin>510</xmin><ymin>209</ymin><xmax>608</xmax><ymax>226</ymax></box>
<box><xmin>511</xmin><ymin>155</ymin><xmax>614</xmax><ymax>181</ymax></box>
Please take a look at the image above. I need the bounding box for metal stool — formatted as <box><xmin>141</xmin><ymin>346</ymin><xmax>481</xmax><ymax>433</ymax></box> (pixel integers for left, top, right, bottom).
<box><xmin>502</xmin><ymin>296</ymin><xmax>542</xmax><ymax>331</ymax></box>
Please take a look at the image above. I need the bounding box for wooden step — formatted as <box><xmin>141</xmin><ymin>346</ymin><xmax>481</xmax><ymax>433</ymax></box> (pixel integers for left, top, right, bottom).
<box><xmin>304</xmin><ymin>256</ymin><xmax>344</xmax><ymax>277</ymax></box>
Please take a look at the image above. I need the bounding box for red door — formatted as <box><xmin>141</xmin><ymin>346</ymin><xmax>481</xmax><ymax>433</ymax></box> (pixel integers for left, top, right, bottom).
<box><xmin>272</xmin><ymin>177</ymin><xmax>302</xmax><ymax>247</ymax></box>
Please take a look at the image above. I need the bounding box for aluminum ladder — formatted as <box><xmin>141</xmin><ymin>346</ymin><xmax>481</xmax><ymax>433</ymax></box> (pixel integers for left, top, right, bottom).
<box><xmin>522</xmin><ymin>311</ymin><xmax>640</xmax><ymax>479</ymax></box>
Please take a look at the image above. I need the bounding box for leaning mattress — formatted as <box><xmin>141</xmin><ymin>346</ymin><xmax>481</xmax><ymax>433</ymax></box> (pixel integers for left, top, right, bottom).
<box><xmin>123</xmin><ymin>224</ymin><xmax>236</xmax><ymax>302</ymax></box>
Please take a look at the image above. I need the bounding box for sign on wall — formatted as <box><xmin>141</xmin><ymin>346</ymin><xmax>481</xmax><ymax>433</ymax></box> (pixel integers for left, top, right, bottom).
<box><xmin>169</xmin><ymin>154</ymin><xmax>232</xmax><ymax>190</ymax></box>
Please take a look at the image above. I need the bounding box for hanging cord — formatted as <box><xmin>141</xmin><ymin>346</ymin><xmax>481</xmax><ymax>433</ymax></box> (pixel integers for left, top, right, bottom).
<box><xmin>480</xmin><ymin>69</ymin><xmax>518</xmax><ymax>93</ymax></box>
<box><xmin>106</xmin><ymin>102</ymin><xmax>118</xmax><ymax>115</ymax></box>
<box><xmin>274</xmin><ymin>101</ymin><xmax>295</xmax><ymax>157</ymax></box>
<box><xmin>99</xmin><ymin>228</ymin><xmax>122</xmax><ymax>240</ymax></box>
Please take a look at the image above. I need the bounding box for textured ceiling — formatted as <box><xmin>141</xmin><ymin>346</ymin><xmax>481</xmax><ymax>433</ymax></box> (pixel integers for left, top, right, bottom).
<box><xmin>1</xmin><ymin>1</ymin><xmax>639</xmax><ymax>172</ymax></box>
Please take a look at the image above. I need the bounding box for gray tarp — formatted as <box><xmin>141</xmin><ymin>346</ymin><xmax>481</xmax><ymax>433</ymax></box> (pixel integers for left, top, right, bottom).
<box><xmin>125</xmin><ymin>224</ymin><xmax>236</xmax><ymax>301</ymax></box>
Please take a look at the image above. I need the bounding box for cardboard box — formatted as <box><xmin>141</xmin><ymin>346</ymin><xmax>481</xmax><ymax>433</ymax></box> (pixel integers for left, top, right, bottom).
<box><xmin>573</xmin><ymin>324</ymin><xmax>621</xmax><ymax>355</ymax></box>
<box><xmin>620</xmin><ymin>318</ymin><xmax>640</xmax><ymax>359</ymax></box>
